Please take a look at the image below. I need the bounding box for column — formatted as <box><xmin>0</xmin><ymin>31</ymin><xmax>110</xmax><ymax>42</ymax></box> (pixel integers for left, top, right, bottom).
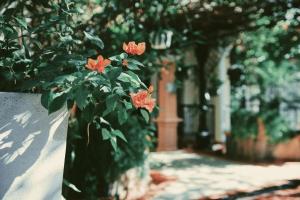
<box><xmin>213</xmin><ymin>45</ymin><xmax>232</xmax><ymax>143</ymax></box>
<box><xmin>156</xmin><ymin>61</ymin><xmax>182</xmax><ymax>151</ymax></box>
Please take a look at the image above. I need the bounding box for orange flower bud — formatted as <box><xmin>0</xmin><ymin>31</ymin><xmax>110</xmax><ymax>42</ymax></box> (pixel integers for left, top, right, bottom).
<box><xmin>122</xmin><ymin>59</ymin><xmax>128</xmax><ymax>67</ymax></box>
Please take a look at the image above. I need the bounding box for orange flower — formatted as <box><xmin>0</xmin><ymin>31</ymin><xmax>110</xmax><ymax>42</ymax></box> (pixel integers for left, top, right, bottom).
<box><xmin>130</xmin><ymin>86</ymin><xmax>156</xmax><ymax>112</ymax></box>
<box><xmin>86</xmin><ymin>55</ymin><xmax>111</xmax><ymax>73</ymax></box>
<box><xmin>131</xmin><ymin>90</ymin><xmax>148</xmax><ymax>108</ymax></box>
<box><xmin>123</xmin><ymin>41</ymin><xmax>146</xmax><ymax>55</ymax></box>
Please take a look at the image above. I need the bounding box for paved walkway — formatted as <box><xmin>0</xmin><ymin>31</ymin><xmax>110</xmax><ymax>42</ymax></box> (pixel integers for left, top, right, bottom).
<box><xmin>148</xmin><ymin>151</ymin><xmax>300</xmax><ymax>200</ymax></box>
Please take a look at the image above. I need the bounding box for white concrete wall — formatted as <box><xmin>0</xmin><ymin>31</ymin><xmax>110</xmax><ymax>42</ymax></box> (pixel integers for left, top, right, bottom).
<box><xmin>0</xmin><ymin>92</ymin><xmax>69</xmax><ymax>200</ymax></box>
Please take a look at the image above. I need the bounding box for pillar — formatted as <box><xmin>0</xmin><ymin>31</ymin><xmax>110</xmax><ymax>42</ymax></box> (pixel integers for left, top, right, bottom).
<box><xmin>213</xmin><ymin>45</ymin><xmax>232</xmax><ymax>143</ymax></box>
<box><xmin>156</xmin><ymin>61</ymin><xmax>182</xmax><ymax>151</ymax></box>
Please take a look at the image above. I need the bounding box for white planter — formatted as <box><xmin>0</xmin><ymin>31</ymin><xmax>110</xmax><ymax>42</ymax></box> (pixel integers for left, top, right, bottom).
<box><xmin>0</xmin><ymin>92</ymin><xmax>69</xmax><ymax>200</ymax></box>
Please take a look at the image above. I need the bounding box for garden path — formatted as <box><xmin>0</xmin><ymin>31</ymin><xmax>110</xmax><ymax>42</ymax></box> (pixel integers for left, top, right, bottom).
<box><xmin>148</xmin><ymin>150</ymin><xmax>300</xmax><ymax>200</ymax></box>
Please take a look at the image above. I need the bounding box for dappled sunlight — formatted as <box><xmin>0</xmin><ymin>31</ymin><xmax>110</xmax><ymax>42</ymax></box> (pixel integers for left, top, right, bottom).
<box><xmin>0</xmin><ymin>130</ymin><xmax>12</xmax><ymax>149</ymax></box>
<box><xmin>0</xmin><ymin>93</ymin><xmax>69</xmax><ymax>199</ymax></box>
<box><xmin>0</xmin><ymin>105</ymin><xmax>45</xmax><ymax>167</ymax></box>
<box><xmin>13</xmin><ymin>111</ymin><xmax>32</xmax><ymax>128</ymax></box>
<box><xmin>5</xmin><ymin>142</ymin><xmax>67</xmax><ymax>199</ymax></box>
<box><xmin>3</xmin><ymin>130</ymin><xmax>41</xmax><ymax>165</ymax></box>
<box><xmin>150</xmin><ymin>151</ymin><xmax>300</xmax><ymax>199</ymax></box>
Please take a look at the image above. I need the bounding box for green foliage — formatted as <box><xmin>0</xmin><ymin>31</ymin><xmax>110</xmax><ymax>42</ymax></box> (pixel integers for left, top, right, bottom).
<box><xmin>64</xmin><ymin>108</ymin><xmax>156</xmax><ymax>198</ymax></box>
<box><xmin>231</xmin><ymin>107</ymin><xmax>291</xmax><ymax>143</ymax></box>
<box><xmin>231</xmin><ymin>9</ymin><xmax>300</xmax><ymax>143</ymax></box>
<box><xmin>140</xmin><ymin>109</ymin><xmax>150</xmax><ymax>123</ymax></box>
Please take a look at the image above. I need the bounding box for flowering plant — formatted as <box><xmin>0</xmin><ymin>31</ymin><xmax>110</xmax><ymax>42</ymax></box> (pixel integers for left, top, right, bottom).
<box><xmin>60</xmin><ymin>43</ymin><xmax>158</xmax><ymax>197</ymax></box>
<box><xmin>41</xmin><ymin>41</ymin><xmax>156</xmax><ymax>150</ymax></box>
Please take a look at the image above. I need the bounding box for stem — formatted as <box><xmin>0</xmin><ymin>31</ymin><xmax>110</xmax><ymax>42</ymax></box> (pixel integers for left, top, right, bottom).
<box><xmin>86</xmin><ymin>123</ymin><xmax>91</xmax><ymax>146</ymax></box>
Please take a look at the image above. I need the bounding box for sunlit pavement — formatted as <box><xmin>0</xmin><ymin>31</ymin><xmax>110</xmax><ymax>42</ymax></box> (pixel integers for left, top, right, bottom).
<box><xmin>148</xmin><ymin>150</ymin><xmax>300</xmax><ymax>200</ymax></box>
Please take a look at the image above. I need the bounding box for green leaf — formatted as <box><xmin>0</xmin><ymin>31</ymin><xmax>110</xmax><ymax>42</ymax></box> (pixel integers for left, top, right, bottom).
<box><xmin>81</xmin><ymin>103</ymin><xmax>94</xmax><ymax>122</ymax></box>
<box><xmin>68</xmin><ymin>59</ymin><xmax>86</xmax><ymax>67</ymax></box>
<box><xmin>99</xmin><ymin>85</ymin><xmax>111</xmax><ymax>93</ymax></box>
<box><xmin>75</xmin><ymin>86</ymin><xmax>89</xmax><ymax>110</ymax></box>
<box><xmin>123</xmin><ymin>100</ymin><xmax>133</xmax><ymax>110</ymax></box>
<box><xmin>110</xmin><ymin>138</ymin><xmax>118</xmax><ymax>151</ymax></box>
<box><xmin>107</xmin><ymin>67</ymin><xmax>122</xmax><ymax>81</ymax></box>
<box><xmin>119</xmin><ymin>53</ymin><xmax>128</xmax><ymax>60</ymax></box>
<box><xmin>59</xmin><ymin>35</ymin><xmax>73</xmax><ymax>44</ymax></box>
<box><xmin>101</xmin><ymin>128</ymin><xmax>111</xmax><ymax>140</ymax></box>
<box><xmin>41</xmin><ymin>92</ymin><xmax>50</xmax><ymax>109</ymax></box>
<box><xmin>117</xmin><ymin>72</ymin><xmax>131</xmax><ymax>83</ymax></box>
<box><xmin>127</xmin><ymin>58</ymin><xmax>144</xmax><ymax>67</ymax></box>
<box><xmin>127</xmin><ymin>71</ymin><xmax>145</xmax><ymax>87</ymax></box>
<box><xmin>117</xmin><ymin>105</ymin><xmax>128</xmax><ymax>125</ymax></box>
<box><xmin>88</xmin><ymin>75</ymin><xmax>107</xmax><ymax>87</ymax></box>
<box><xmin>109</xmin><ymin>53</ymin><xmax>128</xmax><ymax>62</ymax></box>
<box><xmin>84</xmin><ymin>31</ymin><xmax>104</xmax><ymax>49</ymax></box>
<box><xmin>48</xmin><ymin>92</ymin><xmax>67</xmax><ymax>114</ymax></box>
<box><xmin>54</xmin><ymin>75</ymin><xmax>77</xmax><ymax>84</ymax></box>
<box><xmin>140</xmin><ymin>109</ymin><xmax>149</xmax><ymax>123</ymax></box>
<box><xmin>103</xmin><ymin>94</ymin><xmax>119</xmax><ymax>116</ymax></box>
<box><xmin>2</xmin><ymin>24</ymin><xmax>18</xmax><ymax>39</ymax></box>
<box><xmin>114</xmin><ymin>87</ymin><xmax>126</xmax><ymax>96</ymax></box>
<box><xmin>117</xmin><ymin>72</ymin><xmax>140</xmax><ymax>87</ymax></box>
<box><xmin>112</xmin><ymin>130</ymin><xmax>127</xmax><ymax>142</ymax></box>
<box><xmin>126</xmin><ymin>63</ymin><xmax>140</xmax><ymax>71</ymax></box>
<box><xmin>106</xmin><ymin>94</ymin><xmax>118</xmax><ymax>110</ymax></box>
<box><xmin>14</xmin><ymin>17</ymin><xmax>27</xmax><ymax>29</ymax></box>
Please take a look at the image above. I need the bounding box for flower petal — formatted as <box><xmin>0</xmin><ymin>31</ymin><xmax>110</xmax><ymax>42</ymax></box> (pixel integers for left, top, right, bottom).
<box><xmin>86</xmin><ymin>58</ymin><xmax>97</xmax><ymax>70</ymax></box>
<box><xmin>97</xmin><ymin>55</ymin><xmax>104</xmax><ymax>63</ymax></box>
<box><xmin>137</xmin><ymin>42</ymin><xmax>146</xmax><ymax>55</ymax></box>
<box><xmin>103</xmin><ymin>59</ymin><xmax>111</xmax><ymax>67</ymax></box>
<box><xmin>123</xmin><ymin>42</ymin><xmax>128</xmax><ymax>52</ymax></box>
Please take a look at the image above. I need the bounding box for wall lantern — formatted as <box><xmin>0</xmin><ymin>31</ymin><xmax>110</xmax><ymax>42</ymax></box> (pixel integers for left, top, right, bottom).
<box><xmin>150</xmin><ymin>30</ymin><xmax>173</xmax><ymax>50</ymax></box>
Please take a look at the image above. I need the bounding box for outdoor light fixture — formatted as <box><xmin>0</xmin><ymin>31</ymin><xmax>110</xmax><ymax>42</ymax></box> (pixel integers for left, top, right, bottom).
<box><xmin>150</xmin><ymin>30</ymin><xmax>173</xmax><ymax>50</ymax></box>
